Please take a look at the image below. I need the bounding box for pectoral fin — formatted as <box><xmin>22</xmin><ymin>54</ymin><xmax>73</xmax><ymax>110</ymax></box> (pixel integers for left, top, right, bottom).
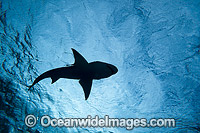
<box><xmin>79</xmin><ymin>79</ymin><xmax>93</xmax><ymax>100</ymax></box>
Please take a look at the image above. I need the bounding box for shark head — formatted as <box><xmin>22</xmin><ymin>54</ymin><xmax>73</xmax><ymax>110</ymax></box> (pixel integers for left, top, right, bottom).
<box><xmin>88</xmin><ymin>61</ymin><xmax>118</xmax><ymax>79</ymax></box>
<box><xmin>106</xmin><ymin>64</ymin><xmax>118</xmax><ymax>75</ymax></box>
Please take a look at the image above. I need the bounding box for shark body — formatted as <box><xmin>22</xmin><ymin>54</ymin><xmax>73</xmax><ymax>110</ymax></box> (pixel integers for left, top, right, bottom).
<box><xmin>29</xmin><ymin>48</ymin><xmax>118</xmax><ymax>100</ymax></box>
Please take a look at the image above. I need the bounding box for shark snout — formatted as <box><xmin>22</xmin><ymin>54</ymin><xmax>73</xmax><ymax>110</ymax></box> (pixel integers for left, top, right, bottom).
<box><xmin>107</xmin><ymin>64</ymin><xmax>118</xmax><ymax>75</ymax></box>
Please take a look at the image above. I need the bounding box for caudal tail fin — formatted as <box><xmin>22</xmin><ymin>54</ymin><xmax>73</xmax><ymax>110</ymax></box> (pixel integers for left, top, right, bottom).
<box><xmin>27</xmin><ymin>84</ymin><xmax>33</xmax><ymax>91</ymax></box>
<box><xmin>22</xmin><ymin>83</ymin><xmax>33</xmax><ymax>91</ymax></box>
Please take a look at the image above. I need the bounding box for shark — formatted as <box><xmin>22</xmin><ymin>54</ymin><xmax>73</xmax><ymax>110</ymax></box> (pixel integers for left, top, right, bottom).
<box><xmin>29</xmin><ymin>48</ymin><xmax>118</xmax><ymax>100</ymax></box>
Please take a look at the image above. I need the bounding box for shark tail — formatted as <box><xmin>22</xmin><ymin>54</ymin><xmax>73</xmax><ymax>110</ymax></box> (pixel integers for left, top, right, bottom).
<box><xmin>27</xmin><ymin>70</ymin><xmax>54</xmax><ymax>90</ymax></box>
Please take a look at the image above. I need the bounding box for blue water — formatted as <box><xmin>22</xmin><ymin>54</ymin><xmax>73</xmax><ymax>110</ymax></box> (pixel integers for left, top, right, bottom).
<box><xmin>0</xmin><ymin>0</ymin><xmax>200</xmax><ymax>132</ymax></box>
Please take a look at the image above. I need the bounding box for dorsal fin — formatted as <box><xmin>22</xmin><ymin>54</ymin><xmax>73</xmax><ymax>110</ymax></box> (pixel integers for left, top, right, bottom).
<box><xmin>71</xmin><ymin>48</ymin><xmax>88</xmax><ymax>66</ymax></box>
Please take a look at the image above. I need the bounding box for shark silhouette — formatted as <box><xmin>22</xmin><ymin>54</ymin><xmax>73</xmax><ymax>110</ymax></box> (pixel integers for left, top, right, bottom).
<box><xmin>29</xmin><ymin>48</ymin><xmax>118</xmax><ymax>100</ymax></box>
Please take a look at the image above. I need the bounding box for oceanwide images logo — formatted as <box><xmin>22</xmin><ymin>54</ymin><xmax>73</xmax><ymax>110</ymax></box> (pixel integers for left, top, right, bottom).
<box><xmin>25</xmin><ymin>115</ymin><xmax>176</xmax><ymax>130</ymax></box>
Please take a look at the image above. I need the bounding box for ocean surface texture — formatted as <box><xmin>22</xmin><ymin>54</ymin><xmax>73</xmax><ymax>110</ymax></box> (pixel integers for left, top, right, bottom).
<box><xmin>0</xmin><ymin>0</ymin><xmax>200</xmax><ymax>132</ymax></box>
